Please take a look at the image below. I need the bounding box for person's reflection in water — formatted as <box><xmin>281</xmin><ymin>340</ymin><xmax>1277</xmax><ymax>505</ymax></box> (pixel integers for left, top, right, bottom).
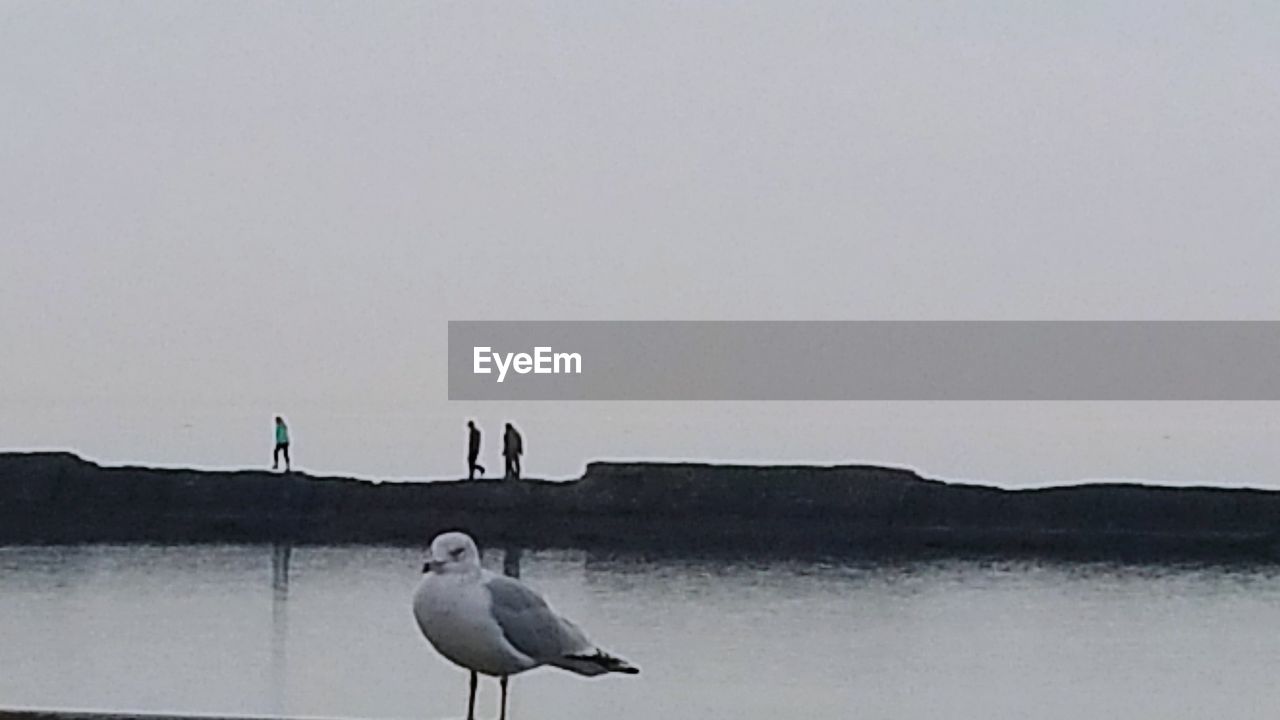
<box><xmin>503</xmin><ymin>545</ymin><xmax>522</xmax><ymax>579</ymax></box>
<box><xmin>269</xmin><ymin>543</ymin><xmax>292</xmax><ymax>714</ymax></box>
<box><xmin>272</xmin><ymin>543</ymin><xmax>292</xmax><ymax>594</ymax></box>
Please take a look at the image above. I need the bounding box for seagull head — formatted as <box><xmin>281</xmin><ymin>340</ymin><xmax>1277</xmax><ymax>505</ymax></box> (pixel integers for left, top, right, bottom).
<box><xmin>423</xmin><ymin>531</ymin><xmax>481</xmax><ymax>574</ymax></box>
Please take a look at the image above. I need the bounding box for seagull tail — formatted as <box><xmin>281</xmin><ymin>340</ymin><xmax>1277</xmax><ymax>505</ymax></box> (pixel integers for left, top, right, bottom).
<box><xmin>558</xmin><ymin>649</ymin><xmax>640</xmax><ymax>676</ymax></box>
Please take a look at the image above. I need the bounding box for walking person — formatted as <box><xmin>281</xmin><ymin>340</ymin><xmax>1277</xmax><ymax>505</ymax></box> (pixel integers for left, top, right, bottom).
<box><xmin>502</xmin><ymin>422</ymin><xmax>523</xmax><ymax>480</ymax></box>
<box><xmin>466</xmin><ymin>420</ymin><xmax>485</xmax><ymax>480</ymax></box>
<box><xmin>273</xmin><ymin>416</ymin><xmax>291</xmax><ymax>472</ymax></box>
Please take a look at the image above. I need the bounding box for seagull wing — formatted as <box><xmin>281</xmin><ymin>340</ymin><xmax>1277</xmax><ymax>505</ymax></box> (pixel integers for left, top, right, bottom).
<box><xmin>484</xmin><ymin>573</ymin><xmax>640</xmax><ymax>676</ymax></box>
<box><xmin>485</xmin><ymin>574</ymin><xmax>591</xmax><ymax>661</ymax></box>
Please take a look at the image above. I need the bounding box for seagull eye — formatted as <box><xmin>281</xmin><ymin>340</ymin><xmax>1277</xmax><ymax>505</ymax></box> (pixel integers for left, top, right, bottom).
<box><xmin>450</xmin><ymin>547</ymin><xmax>465</xmax><ymax>558</ymax></box>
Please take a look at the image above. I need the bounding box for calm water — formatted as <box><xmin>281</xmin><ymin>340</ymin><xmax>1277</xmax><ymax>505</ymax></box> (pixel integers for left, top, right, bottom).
<box><xmin>2</xmin><ymin>545</ymin><xmax>1280</xmax><ymax>720</ymax></box>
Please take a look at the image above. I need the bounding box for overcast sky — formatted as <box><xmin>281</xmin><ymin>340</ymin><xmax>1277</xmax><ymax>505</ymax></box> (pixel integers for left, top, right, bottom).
<box><xmin>3</xmin><ymin>2</ymin><xmax>1279</xmax><ymax>484</ymax></box>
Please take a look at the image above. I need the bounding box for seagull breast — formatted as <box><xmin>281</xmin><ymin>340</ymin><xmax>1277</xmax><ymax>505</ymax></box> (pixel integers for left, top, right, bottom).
<box><xmin>413</xmin><ymin>571</ymin><xmax>537</xmax><ymax>677</ymax></box>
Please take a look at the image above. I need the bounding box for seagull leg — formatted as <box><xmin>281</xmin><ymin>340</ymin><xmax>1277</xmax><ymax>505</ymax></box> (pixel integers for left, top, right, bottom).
<box><xmin>467</xmin><ymin>670</ymin><xmax>478</xmax><ymax>720</ymax></box>
<box><xmin>499</xmin><ymin>675</ymin><xmax>509</xmax><ymax>720</ymax></box>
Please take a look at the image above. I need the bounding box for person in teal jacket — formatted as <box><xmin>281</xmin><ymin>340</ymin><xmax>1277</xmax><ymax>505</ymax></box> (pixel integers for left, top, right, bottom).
<box><xmin>273</xmin><ymin>416</ymin><xmax>291</xmax><ymax>472</ymax></box>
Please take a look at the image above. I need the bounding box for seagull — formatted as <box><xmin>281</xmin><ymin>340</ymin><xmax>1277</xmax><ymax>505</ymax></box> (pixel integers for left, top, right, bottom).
<box><xmin>412</xmin><ymin>531</ymin><xmax>639</xmax><ymax>720</ymax></box>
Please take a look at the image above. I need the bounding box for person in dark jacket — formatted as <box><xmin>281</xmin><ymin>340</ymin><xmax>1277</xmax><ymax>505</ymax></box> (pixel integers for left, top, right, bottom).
<box><xmin>466</xmin><ymin>420</ymin><xmax>485</xmax><ymax>480</ymax></box>
<box><xmin>502</xmin><ymin>423</ymin><xmax>523</xmax><ymax>480</ymax></box>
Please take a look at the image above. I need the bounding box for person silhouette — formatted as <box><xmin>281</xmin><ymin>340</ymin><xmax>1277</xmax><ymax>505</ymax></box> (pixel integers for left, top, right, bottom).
<box><xmin>272</xmin><ymin>416</ymin><xmax>291</xmax><ymax>472</ymax></box>
<box><xmin>502</xmin><ymin>423</ymin><xmax>524</xmax><ymax>480</ymax></box>
<box><xmin>466</xmin><ymin>420</ymin><xmax>485</xmax><ymax>480</ymax></box>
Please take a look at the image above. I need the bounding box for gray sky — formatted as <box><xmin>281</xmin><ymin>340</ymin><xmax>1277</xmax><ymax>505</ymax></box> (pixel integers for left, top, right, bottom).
<box><xmin>3</xmin><ymin>1</ymin><xmax>1280</xmax><ymax>484</ymax></box>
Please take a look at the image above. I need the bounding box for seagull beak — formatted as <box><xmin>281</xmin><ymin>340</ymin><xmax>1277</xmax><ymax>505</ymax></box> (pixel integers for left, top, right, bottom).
<box><xmin>422</xmin><ymin>561</ymin><xmax>431</xmax><ymax>573</ymax></box>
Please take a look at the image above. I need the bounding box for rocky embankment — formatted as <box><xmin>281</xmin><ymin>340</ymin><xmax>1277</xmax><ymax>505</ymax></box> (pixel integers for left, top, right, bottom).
<box><xmin>2</xmin><ymin>451</ymin><xmax>1279</xmax><ymax>559</ymax></box>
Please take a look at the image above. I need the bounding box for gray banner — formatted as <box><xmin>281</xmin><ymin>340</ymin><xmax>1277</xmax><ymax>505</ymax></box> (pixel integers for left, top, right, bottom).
<box><xmin>447</xmin><ymin>321</ymin><xmax>1280</xmax><ymax>401</ymax></box>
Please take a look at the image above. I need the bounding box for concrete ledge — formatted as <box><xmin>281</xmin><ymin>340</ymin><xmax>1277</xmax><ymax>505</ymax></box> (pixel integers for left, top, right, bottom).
<box><xmin>0</xmin><ymin>709</ymin><xmax>356</xmax><ymax>720</ymax></box>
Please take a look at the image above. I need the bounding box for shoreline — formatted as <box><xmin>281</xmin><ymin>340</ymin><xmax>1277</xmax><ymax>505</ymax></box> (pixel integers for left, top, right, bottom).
<box><xmin>3</xmin><ymin>451</ymin><xmax>1279</xmax><ymax>560</ymax></box>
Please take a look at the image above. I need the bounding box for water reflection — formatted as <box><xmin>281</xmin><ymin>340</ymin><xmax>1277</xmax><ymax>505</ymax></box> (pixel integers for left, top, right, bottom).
<box><xmin>269</xmin><ymin>543</ymin><xmax>291</xmax><ymax>714</ymax></box>
<box><xmin>502</xmin><ymin>545</ymin><xmax>522</xmax><ymax>578</ymax></box>
<box><xmin>4</xmin><ymin>546</ymin><xmax>1280</xmax><ymax>720</ymax></box>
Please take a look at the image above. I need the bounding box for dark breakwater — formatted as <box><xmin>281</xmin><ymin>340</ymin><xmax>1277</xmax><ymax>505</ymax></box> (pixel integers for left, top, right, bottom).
<box><xmin>2</xmin><ymin>451</ymin><xmax>1279</xmax><ymax>560</ymax></box>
